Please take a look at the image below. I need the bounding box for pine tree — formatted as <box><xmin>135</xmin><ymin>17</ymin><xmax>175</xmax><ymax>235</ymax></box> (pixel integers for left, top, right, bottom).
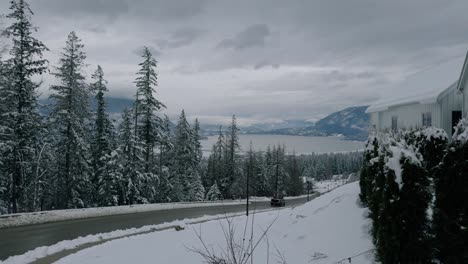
<box><xmin>206</xmin><ymin>126</ymin><xmax>226</xmax><ymax>191</ymax></box>
<box><xmin>171</xmin><ymin>110</ymin><xmax>195</xmax><ymax>201</ymax></box>
<box><xmin>193</xmin><ymin>118</ymin><xmax>203</xmax><ymax>166</ymax></box>
<box><xmin>134</xmin><ymin>46</ymin><xmax>165</xmax><ymax>174</ymax></box>
<box><xmin>49</xmin><ymin>32</ymin><xmax>92</xmax><ymax>209</ymax></box>
<box><xmin>206</xmin><ymin>182</ymin><xmax>222</xmax><ymax>201</ymax></box>
<box><xmin>188</xmin><ymin>169</ymin><xmax>205</xmax><ymax>201</ymax></box>
<box><xmin>113</xmin><ymin>108</ymin><xmax>144</xmax><ymax>205</ymax></box>
<box><xmin>253</xmin><ymin>151</ymin><xmax>269</xmax><ymax>197</ymax></box>
<box><xmin>90</xmin><ymin>66</ymin><xmax>116</xmax><ymax>206</ymax></box>
<box><xmin>287</xmin><ymin>153</ymin><xmax>303</xmax><ymax>196</ymax></box>
<box><xmin>156</xmin><ymin>115</ymin><xmax>174</xmax><ymax>202</ymax></box>
<box><xmin>0</xmin><ymin>0</ymin><xmax>47</xmax><ymax>213</ymax></box>
<box><xmin>0</xmin><ymin>57</ymin><xmax>9</xmax><ymax>213</ymax></box>
<box><xmin>0</xmin><ymin>0</ymin><xmax>48</xmax><ymax>213</ymax></box>
<box><xmin>225</xmin><ymin>115</ymin><xmax>240</xmax><ymax>197</ymax></box>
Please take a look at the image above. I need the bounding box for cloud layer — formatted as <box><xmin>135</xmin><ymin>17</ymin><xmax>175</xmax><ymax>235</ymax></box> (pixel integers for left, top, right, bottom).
<box><xmin>1</xmin><ymin>0</ymin><xmax>468</xmax><ymax>124</ymax></box>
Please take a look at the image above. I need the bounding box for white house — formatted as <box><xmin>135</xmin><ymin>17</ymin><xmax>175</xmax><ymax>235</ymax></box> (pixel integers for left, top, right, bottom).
<box><xmin>366</xmin><ymin>53</ymin><xmax>468</xmax><ymax>137</ymax></box>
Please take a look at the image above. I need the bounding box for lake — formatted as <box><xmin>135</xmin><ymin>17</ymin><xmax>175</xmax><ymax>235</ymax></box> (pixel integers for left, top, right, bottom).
<box><xmin>200</xmin><ymin>134</ymin><xmax>364</xmax><ymax>156</ymax></box>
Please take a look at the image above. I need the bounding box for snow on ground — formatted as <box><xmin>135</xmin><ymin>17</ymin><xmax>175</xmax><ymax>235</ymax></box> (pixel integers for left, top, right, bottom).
<box><xmin>52</xmin><ymin>182</ymin><xmax>374</xmax><ymax>264</ymax></box>
<box><xmin>0</xmin><ymin>201</ymin><xmax>247</xmax><ymax>229</ymax></box>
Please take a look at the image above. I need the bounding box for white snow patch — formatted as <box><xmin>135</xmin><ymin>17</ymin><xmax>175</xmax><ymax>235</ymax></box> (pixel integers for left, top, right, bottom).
<box><xmin>385</xmin><ymin>138</ymin><xmax>422</xmax><ymax>189</ymax></box>
<box><xmin>453</xmin><ymin>118</ymin><xmax>468</xmax><ymax>144</ymax></box>
<box><xmin>416</xmin><ymin>127</ymin><xmax>448</xmax><ymax>142</ymax></box>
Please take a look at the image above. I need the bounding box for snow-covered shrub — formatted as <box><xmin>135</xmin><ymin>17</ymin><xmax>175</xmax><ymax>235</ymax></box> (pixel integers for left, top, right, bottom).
<box><xmin>363</xmin><ymin>131</ymin><xmax>431</xmax><ymax>263</ymax></box>
<box><xmin>433</xmin><ymin>118</ymin><xmax>468</xmax><ymax>263</ymax></box>
<box><xmin>413</xmin><ymin>127</ymin><xmax>448</xmax><ymax>171</ymax></box>
<box><xmin>359</xmin><ymin>133</ymin><xmax>379</xmax><ymax>206</ymax></box>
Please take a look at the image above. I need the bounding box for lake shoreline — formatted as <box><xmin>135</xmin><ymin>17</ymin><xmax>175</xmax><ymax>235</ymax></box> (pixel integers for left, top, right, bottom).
<box><xmin>200</xmin><ymin>134</ymin><xmax>364</xmax><ymax>156</ymax></box>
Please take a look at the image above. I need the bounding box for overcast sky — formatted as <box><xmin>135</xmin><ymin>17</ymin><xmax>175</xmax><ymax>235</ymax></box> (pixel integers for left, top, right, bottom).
<box><xmin>2</xmin><ymin>0</ymin><xmax>468</xmax><ymax>125</ymax></box>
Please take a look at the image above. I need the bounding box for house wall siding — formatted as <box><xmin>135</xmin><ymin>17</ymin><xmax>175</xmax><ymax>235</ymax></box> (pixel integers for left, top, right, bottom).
<box><xmin>375</xmin><ymin>103</ymin><xmax>441</xmax><ymax>132</ymax></box>
<box><xmin>439</xmin><ymin>88</ymin><xmax>463</xmax><ymax>136</ymax></box>
<box><xmin>368</xmin><ymin>87</ymin><xmax>462</xmax><ymax>137</ymax></box>
<box><xmin>464</xmin><ymin>87</ymin><xmax>468</xmax><ymax>117</ymax></box>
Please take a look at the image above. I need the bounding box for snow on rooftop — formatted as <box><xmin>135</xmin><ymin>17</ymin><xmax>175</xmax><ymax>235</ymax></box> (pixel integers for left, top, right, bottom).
<box><xmin>366</xmin><ymin>57</ymin><xmax>465</xmax><ymax>113</ymax></box>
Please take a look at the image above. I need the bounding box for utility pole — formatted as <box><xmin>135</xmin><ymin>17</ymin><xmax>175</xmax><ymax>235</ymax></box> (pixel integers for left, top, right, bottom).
<box><xmin>275</xmin><ymin>146</ymin><xmax>279</xmax><ymax>198</ymax></box>
<box><xmin>307</xmin><ymin>181</ymin><xmax>311</xmax><ymax>201</ymax></box>
<box><xmin>246</xmin><ymin>142</ymin><xmax>253</xmax><ymax>216</ymax></box>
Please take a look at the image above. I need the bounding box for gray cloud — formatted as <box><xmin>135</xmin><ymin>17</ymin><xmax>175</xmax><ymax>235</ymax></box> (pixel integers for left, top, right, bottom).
<box><xmin>253</xmin><ymin>61</ymin><xmax>280</xmax><ymax>70</ymax></box>
<box><xmin>2</xmin><ymin>0</ymin><xmax>468</xmax><ymax>124</ymax></box>
<box><xmin>217</xmin><ymin>24</ymin><xmax>270</xmax><ymax>50</ymax></box>
<box><xmin>156</xmin><ymin>28</ymin><xmax>203</xmax><ymax>50</ymax></box>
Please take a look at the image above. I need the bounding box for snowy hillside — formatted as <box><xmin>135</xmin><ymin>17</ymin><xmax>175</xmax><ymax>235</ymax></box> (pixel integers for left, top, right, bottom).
<box><xmin>246</xmin><ymin>106</ymin><xmax>369</xmax><ymax>140</ymax></box>
<box><xmin>51</xmin><ymin>182</ymin><xmax>374</xmax><ymax>264</ymax></box>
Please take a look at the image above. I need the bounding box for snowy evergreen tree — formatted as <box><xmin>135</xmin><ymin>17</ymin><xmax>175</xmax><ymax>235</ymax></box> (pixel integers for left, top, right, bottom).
<box><xmin>205</xmin><ymin>126</ymin><xmax>226</xmax><ymax>190</ymax></box>
<box><xmin>252</xmin><ymin>151</ymin><xmax>269</xmax><ymax>197</ymax></box>
<box><xmin>270</xmin><ymin>145</ymin><xmax>288</xmax><ymax>197</ymax></box>
<box><xmin>49</xmin><ymin>32</ymin><xmax>92</xmax><ymax>209</ymax></box>
<box><xmin>134</xmin><ymin>46</ymin><xmax>165</xmax><ymax>174</ymax></box>
<box><xmin>287</xmin><ymin>153</ymin><xmax>303</xmax><ymax>196</ymax></box>
<box><xmin>193</xmin><ymin>118</ymin><xmax>203</xmax><ymax>166</ymax></box>
<box><xmin>188</xmin><ymin>169</ymin><xmax>205</xmax><ymax>201</ymax></box>
<box><xmin>0</xmin><ymin>0</ymin><xmax>48</xmax><ymax>213</ymax></box>
<box><xmin>90</xmin><ymin>66</ymin><xmax>116</xmax><ymax>206</ymax></box>
<box><xmin>156</xmin><ymin>115</ymin><xmax>174</xmax><ymax>202</ymax></box>
<box><xmin>225</xmin><ymin>115</ymin><xmax>241</xmax><ymax>197</ymax></box>
<box><xmin>113</xmin><ymin>108</ymin><xmax>145</xmax><ymax>204</ymax></box>
<box><xmin>206</xmin><ymin>182</ymin><xmax>222</xmax><ymax>201</ymax></box>
<box><xmin>171</xmin><ymin>110</ymin><xmax>195</xmax><ymax>201</ymax></box>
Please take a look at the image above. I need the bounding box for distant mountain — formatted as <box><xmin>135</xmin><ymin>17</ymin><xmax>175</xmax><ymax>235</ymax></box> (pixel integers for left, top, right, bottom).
<box><xmin>313</xmin><ymin>106</ymin><xmax>369</xmax><ymax>140</ymax></box>
<box><xmin>39</xmin><ymin>97</ymin><xmax>369</xmax><ymax>141</ymax></box>
<box><xmin>245</xmin><ymin>106</ymin><xmax>369</xmax><ymax>141</ymax></box>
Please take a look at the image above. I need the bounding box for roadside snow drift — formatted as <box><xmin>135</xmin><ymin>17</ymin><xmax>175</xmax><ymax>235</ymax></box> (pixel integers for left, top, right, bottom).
<box><xmin>0</xmin><ymin>201</ymin><xmax>247</xmax><ymax>229</ymax></box>
<box><xmin>52</xmin><ymin>182</ymin><xmax>374</xmax><ymax>264</ymax></box>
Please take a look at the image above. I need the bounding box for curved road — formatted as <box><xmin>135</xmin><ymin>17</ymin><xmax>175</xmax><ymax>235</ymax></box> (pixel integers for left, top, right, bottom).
<box><xmin>0</xmin><ymin>197</ymin><xmax>310</xmax><ymax>261</ymax></box>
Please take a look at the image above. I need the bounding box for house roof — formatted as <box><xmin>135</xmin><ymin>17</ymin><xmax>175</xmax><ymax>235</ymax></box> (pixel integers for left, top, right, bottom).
<box><xmin>366</xmin><ymin>56</ymin><xmax>466</xmax><ymax>113</ymax></box>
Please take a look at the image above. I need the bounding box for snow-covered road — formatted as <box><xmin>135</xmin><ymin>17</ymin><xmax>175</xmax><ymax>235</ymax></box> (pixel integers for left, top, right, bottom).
<box><xmin>49</xmin><ymin>182</ymin><xmax>373</xmax><ymax>264</ymax></box>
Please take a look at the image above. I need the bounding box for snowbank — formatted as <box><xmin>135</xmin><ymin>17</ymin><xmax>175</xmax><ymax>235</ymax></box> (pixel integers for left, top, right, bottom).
<box><xmin>1</xmin><ymin>211</ymin><xmax>258</xmax><ymax>264</ymax></box>
<box><xmin>51</xmin><ymin>182</ymin><xmax>374</xmax><ymax>264</ymax></box>
<box><xmin>0</xmin><ymin>201</ymin><xmax>245</xmax><ymax>229</ymax></box>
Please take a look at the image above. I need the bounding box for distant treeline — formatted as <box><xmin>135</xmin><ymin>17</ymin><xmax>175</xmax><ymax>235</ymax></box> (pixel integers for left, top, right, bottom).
<box><xmin>203</xmin><ymin>128</ymin><xmax>363</xmax><ymax>199</ymax></box>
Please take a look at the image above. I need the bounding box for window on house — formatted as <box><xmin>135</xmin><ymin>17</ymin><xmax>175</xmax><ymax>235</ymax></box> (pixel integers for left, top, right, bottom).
<box><xmin>422</xmin><ymin>112</ymin><xmax>432</xmax><ymax>127</ymax></box>
<box><xmin>391</xmin><ymin>116</ymin><xmax>398</xmax><ymax>131</ymax></box>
